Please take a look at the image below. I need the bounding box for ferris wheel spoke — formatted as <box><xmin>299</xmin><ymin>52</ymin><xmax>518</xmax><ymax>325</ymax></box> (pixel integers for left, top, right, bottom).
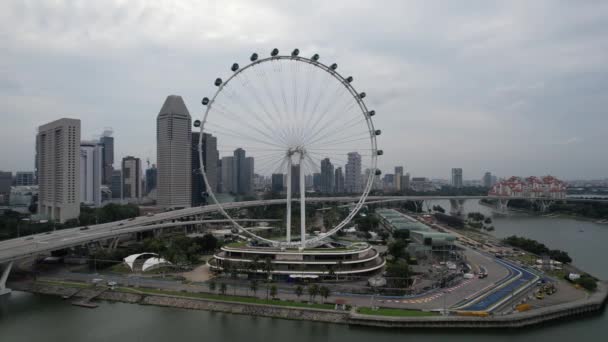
<box><xmin>306</xmin><ymin>129</ymin><xmax>370</xmax><ymax>149</ymax></box>
<box><xmin>205</xmin><ymin>125</ymin><xmax>285</xmax><ymax>149</ymax></box>
<box><xmin>255</xmin><ymin>63</ymin><xmax>288</xmax><ymax>132</ymax></box>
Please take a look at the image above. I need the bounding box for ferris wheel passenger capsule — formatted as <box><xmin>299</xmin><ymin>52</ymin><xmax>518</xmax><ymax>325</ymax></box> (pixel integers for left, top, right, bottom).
<box><xmin>359</xmin><ymin>92</ymin><xmax>366</xmax><ymax>99</ymax></box>
<box><xmin>330</xmin><ymin>63</ymin><xmax>338</xmax><ymax>70</ymax></box>
<box><xmin>375</xmin><ymin>129</ymin><xmax>381</xmax><ymax>136</ymax></box>
<box><xmin>271</xmin><ymin>48</ymin><xmax>279</xmax><ymax>56</ymax></box>
<box><xmin>346</xmin><ymin>76</ymin><xmax>353</xmax><ymax>83</ymax></box>
<box><xmin>312</xmin><ymin>54</ymin><xmax>320</xmax><ymax>61</ymax></box>
<box><xmin>201</xmin><ymin>97</ymin><xmax>210</xmax><ymax>105</ymax></box>
<box><xmin>368</xmin><ymin>110</ymin><xmax>375</xmax><ymax>116</ymax></box>
<box><xmin>193</xmin><ymin>120</ymin><xmax>201</xmax><ymax>128</ymax></box>
<box><xmin>291</xmin><ymin>49</ymin><xmax>300</xmax><ymax>56</ymax></box>
<box><xmin>231</xmin><ymin>63</ymin><xmax>239</xmax><ymax>72</ymax></box>
<box><xmin>214</xmin><ymin>78</ymin><xmax>222</xmax><ymax>86</ymax></box>
<box><xmin>375</xmin><ymin>169</ymin><xmax>382</xmax><ymax>176</ymax></box>
<box><xmin>376</xmin><ymin>150</ymin><xmax>384</xmax><ymax>155</ymax></box>
<box><xmin>250</xmin><ymin>53</ymin><xmax>258</xmax><ymax>62</ymax></box>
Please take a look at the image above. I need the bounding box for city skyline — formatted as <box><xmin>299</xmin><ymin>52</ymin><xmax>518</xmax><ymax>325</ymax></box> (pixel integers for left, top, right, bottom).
<box><xmin>1</xmin><ymin>2</ymin><xmax>607</xmax><ymax>179</ymax></box>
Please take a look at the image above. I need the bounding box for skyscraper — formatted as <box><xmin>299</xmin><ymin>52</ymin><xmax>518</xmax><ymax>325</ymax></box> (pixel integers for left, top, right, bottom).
<box><xmin>122</xmin><ymin>156</ymin><xmax>142</xmax><ymax>202</ymax></box>
<box><xmin>15</xmin><ymin>172</ymin><xmax>35</xmax><ymax>186</ymax></box>
<box><xmin>0</xmin><ymin>171</ymin><xmax>12</xmax><ymax>205</ymax></box>
<box><xmin>483</xmin><ymin>172</ymin><xmax>493</xmax><ymax>188</ymax></box>
<box><xmin>80</xmin><ymin>140</ymin><xmax>103</xmax><ymax>206</ymax></box>
<box><xmin>291</xmin><ymin>164</ymin><xmax>301</xmax><ymax>194</ymax></box>
<box><xmin>145</xmin><ymin>164</ymin><xmax>157</xmax><ymax>195</ymax></box>
<box><xmin>345</xmin><ymin>152</ymin><xmax>362</xmax><ymax>193</ymax></box>
<box><xmin>451</xmin><ymin>168</ymin><xmax>463</xmax><ymax>188</ymax></box>
<box><xmin>99</xmin><ymin>132</ymin><xmax>114</xmax><ymax>185</ymax></box>
<box><xmin>231</xmin><ymin>148</ymin><xmax>254</xmax><ymax>195</ymax></box>
<box><xmin>320</xmin><ymin>158</ymin><xmax>334</xmax><ymax>193</ymax></box>
<box><xmin>271</xmin><ymin>173</ymin><xmax>284</xmax><ymax>192</ymax></box>
<box><xmin>192</xmin><ymin>132</ymin><xmax>218</xmax><ymax>206</ymax></box>
<box><xmin>36</xmin><ymin>118</ymin><xmax>81</xmax><ymax>223</ymax></box>
<box><xmin>334</xmin><ymin>167</ymin><xmax>344</xmax><ymax>193</ymax></box>
<box><xmin>110</xmin><ymin>170</ymin><xmax>122</xmax><ymax>199</ymax></box>
<box><xmin>220</xmin><ymin>156</ymin><xmax>234</xmax><ymax>193</ymax></box>
<box><xmin>157</xmin><ymin>95</ymin><xmax>192</xmax><ymax>208</ymax></box>
<box><xmin>395</xmin><ymin>166</ymin><xmax>404</xmax><ymax>191</ymax></box>
<box><xmin>312</xmin><ymin>172</ymin><xmax>321</xmax><ymax>192</ymax></box>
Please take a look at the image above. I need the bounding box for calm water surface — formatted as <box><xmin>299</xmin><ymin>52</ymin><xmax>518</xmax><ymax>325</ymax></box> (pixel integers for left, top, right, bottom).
<box><xmin>1</xmin><ymin>201</ymin><xmax>607</xmax><ymax>342</ymax></box>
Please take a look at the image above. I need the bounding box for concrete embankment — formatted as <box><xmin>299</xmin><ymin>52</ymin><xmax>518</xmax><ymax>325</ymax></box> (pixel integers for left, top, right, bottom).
<box><xmin>9</xmin><ymin>281</ymin><xmax>607</xmax><ymax>329</ymax></box>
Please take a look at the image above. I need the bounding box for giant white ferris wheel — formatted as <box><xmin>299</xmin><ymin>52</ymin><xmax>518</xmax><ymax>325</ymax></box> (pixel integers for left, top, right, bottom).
<box><xmin>195</xmin><ymin>48</ymin><xmax>382</xmax><ymax>249</ymax></box>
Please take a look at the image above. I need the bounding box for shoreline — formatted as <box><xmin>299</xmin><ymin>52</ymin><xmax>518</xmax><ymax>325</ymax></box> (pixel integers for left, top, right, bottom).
<box><xmin>8</xmin><ymin>280</ymin><xmax>608</xmax><ymax>329</ymax></box>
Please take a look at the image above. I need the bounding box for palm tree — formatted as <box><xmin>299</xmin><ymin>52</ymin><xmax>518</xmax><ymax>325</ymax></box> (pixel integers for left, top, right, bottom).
<box><xmin>209</xmin><ymin>281</ymin><xmax>216</xmax><ymax>293</ymax></box>
<box><xmin>220</xmin><ymin>283</ymin><xmax>227</xmax><ymax>295</ymax></box>
<box><xmin>295</xmin><ymin>285</ymin><xmax>303</xmax><ymax>300</ymax></box>
<box><xmin>319</xmin><ymin>286</ymin><xmax>331</xmax><ymax>302</ymax></box>
<box><xmin>250</xmin><ymin>280</ymin><xmax>258</xmax><ymax>297</ymax></box>
<box><xmin>270</xmin><ymin>285</ymin><xmax>278</xmax><ymax>299</ymax></box>
<box><xmin>264</xmin><ymin>257</ymin><xmax>274</xmax><ymax>280</ymax></box>
<box><xmin>308</xmin><ymin>284</ymin><xmax>319</xmax><ymax>303</ymax></box>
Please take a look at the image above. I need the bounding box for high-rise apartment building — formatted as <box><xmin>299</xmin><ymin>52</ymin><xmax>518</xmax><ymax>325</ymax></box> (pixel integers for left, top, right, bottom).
<box><xmin>345</xmin><ymin>152</ymin><xmax>362</xmax><ymax>193</ymax></box>
<box><xmin>80</xmin><ymin>140</ymin><xmax>103</xmax><ymax>206</ymax></box>
<box><xmin>157</xmin><ymin>95</ymin><xmax>192</xmax><ymax>208</ymax></box>
<box><xmin>121</xmin><ymin>156</ymin><xmax>142</xmax><ymax>202</ymax></box>
<box><xmin>0</xmin><ymin>171</ymin><xmax>12</xmax><ymax>204</ymax></box>
<box><xmin>320</xmin><ymin>158</ymin><xmax>334</xmax><ymax>193</ymax></box>
<box><xmin>451</xmin><ymin>168</ymin><xmax>463</xmax><ymax>188</ymax></box>
<box><xmin>334</xmin><ymin>167</ymin><xmax>344</xmax><ymax>193</ymax></box>
<box><xmin>99</xmin><ymin>133</ymin><xmax>114</xmax><ymax>185</ymax></box>
<box><xmin>36</xmin><ymin>118</ymin><xmax>81</xmax><ymax>223</ymax></box>
<box><xmin>231</xmin><ymin>148</ymin><xmax>254</xmax><ymax>195</ymax></box>
<box><xmin>15</xmin><ymin>171</ymin><xmax>35</xmax><ymax>186</ymax></box>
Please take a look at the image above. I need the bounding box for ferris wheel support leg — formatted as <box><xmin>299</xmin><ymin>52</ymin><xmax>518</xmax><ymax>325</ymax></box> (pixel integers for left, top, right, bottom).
<box><xmin>286</xmin><ymin>158</ymin><xmax>292</xmax><ymax>243</ymax></box>
<box><xmin>299</xmin><ymin>154</ymin><xmax>306</xmax><ymax>248</ymax></box>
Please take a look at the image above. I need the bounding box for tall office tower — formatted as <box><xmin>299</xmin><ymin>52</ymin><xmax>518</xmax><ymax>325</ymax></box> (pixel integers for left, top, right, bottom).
<box><xmin>15</xmin><ymin>172</ymin><xmax>35</xmax><ymax>186</ymax></box>
<box><xmin>334</xmin><ymin>167</ymin><xmax>344</xmax><ymax>193</ymax></box>
<box><xmin>451</xmin><ymin>168</ymin><xmax>463</xmax><ymax>188</ymax></box>
<box><xmin>305</xmin><ymin>174</ymin><xmax>313</xmax><ymax>189</ymax></box>
<box><xmin>345</xmin><ymin>152</ymin><xmax>362</xmax><ymax>193</ymax></box>
<box><xmin>36</xmin><ymin>118</ymin><xmax>81</xmax><ymax>223</ymax></box>
<box><xmin>157</xmin><ymin>95</ymin><xmax>192</xmax><ymax>208</ymax></box>
<box><xmin>121</xmin><ymin>156</ymin><xmax>142</xmax><ymax>202</ymax></box>
<box><xmin>271</xmin><ymin>173</ymin><xmax>284</xmax><ymax>192</ymax></box>
<box><xmin>80</xmin><ymin>141</ymin><xmax>103</xmax><ymax>206</ymax></box>
<box><xmin>192</xmin><ymin>132</ymin><xmax>219</xmax><ymax>205</ymax></box>
<box><xmin>232</xmin><ymin>148</ymin><xmax>254</xmax><ymax>195</ymax></box>
<box><xmin>220</xmin><ymin>156</ymin><xmax>234</xmax><ymax>193</ymax></box>
<box><xmin>402</xmin><ymin>172</ymin><xmax>411</xmax><ymax>191</ymax></box>
<box><xmin>110</xmin><ymin>170</ymin><xmax>122</xmax><ymax>199</ymax></box>
<box><xmin>0</xmin><ymin>171</ymin><xmax>12</xmax><ymax>204</ymax></box>
<box><xmin>312</xmin><ymin>173</ymin><xmax>321</xmax><ymax>192</ymax></box>
<box><xmin>145</xmin><ymin>164</ymin><xmax>157</xmax><ymax>195</ymax></box>
<box><xmin>291</xmin><ymin>164</ymin><xmax>301</xmax><ymax>194</ymax></box>
<box><xmin>395</xmin><ymin>166</ymin><xmax>404</xmax><ymax>191</ymax></box>
<box><xmin>320</xmin><ymin>158</ymin><xmax>334</xmax><ymax>193</ymax></box>
<box><xmin>99</xmin><ymin>131</ymin><xmax>114</xmax><ymax>185</ymax></box>
<box><xmin>483</xmin><ymin>172</ymin><xmax>493</xmax><ymax>188</ymax></box>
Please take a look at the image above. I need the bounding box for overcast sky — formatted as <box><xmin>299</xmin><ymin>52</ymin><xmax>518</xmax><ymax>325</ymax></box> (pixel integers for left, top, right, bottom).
<box><xmin>1</xmin><ymin>0</ymin><xmax>607</xmax><ymax>180</ymax></box>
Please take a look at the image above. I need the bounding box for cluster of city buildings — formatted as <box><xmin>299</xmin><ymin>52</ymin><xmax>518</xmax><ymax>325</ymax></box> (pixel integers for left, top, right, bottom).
<box><xmin>489</xmin><ymin>176</ymin><xmax>568</xmax><ymax>199</ymax></box>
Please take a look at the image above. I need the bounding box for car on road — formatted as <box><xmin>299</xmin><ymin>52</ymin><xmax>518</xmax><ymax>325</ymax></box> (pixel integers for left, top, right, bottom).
<box><xmin>80</xmin><ymin>226</ymin><xmax>89</xmax><ymax>231</ymax></box>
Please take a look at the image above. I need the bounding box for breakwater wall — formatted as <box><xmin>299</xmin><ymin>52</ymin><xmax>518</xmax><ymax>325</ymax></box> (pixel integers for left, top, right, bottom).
<box><xmin>9</xmin><ymin>281</ymin><xmax>607</xmax><ymax>329</ymax></box>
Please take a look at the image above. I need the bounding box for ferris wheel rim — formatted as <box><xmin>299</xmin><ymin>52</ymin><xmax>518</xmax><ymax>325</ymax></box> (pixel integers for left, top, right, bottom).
<box><xmin>197</xmin><ymin>52</ymin><xmax>379</xmax><ymax>248</ymax></box>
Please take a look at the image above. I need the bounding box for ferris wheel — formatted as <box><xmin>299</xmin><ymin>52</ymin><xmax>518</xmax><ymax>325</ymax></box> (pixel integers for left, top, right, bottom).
<box><xmin>194</xmin><ymin>48</ymin><xmax>381</xmax><ymax>248</ymax></box>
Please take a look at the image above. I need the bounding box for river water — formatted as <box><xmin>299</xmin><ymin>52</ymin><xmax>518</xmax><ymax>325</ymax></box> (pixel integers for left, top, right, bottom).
<box><xmin>1</xmin><ymin>201</ymin><xmax>607</xmax><ymax>342</ymax></box>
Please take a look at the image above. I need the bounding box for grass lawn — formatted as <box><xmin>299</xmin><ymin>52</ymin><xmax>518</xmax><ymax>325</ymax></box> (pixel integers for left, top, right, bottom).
<box><xmin>118</xmin><ymin>287</ymin><xmax>335</xmax><ymax>310</ymax></box>
<box><xmin>356</xmin><ymin>307</ymin><xmax>438</xmax><ymax>317</ymax></box>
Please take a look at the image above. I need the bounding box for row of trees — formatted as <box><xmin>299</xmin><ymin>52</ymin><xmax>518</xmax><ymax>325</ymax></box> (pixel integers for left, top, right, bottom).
<box><xmin>208</xmin><ymin>280</ymin><xmax>332</xmax><ymax>302</ymax></box>
<box><xmin>466</xmin><ymin>212</ymin><xmax>494</xmax><ymax>231</ymax></box>
<box><xmin>143</xmin><ymin>235</ymin><xmax>218</xmax><ymax>265</ymax></box>
<box><xmin>503</xmin><ymin>235</ymin><xmax>572</xmax><ymax>264</ymax></box>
